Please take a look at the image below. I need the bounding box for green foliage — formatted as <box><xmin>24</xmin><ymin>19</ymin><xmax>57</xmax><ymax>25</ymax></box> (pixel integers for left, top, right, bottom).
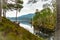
<box><xmin>6</xmin><ymin>4</ymin><xmax>14</xmax><ymax>10</ymax></box>
<box><xmin>0</xmin><ymin>17</ymin><xmax>43</xmax><ymax>40</ymax></box>
<box><xmin>17</xmin><ymin>0</ymin><xmax>23</xmax><ymax>4</ymax></box>
<box><xmin>14</xmin><ymin>4</ymin><xmax>23</xmax><ymax>11</ymax></box>
<box><xmin>33</xmin><ymin>8</ymin><xmax>56</xmax><ymax>35</ymax></box>
<box><xmin>3</xmin><ymin>0</ymin><xmax>23</xmax><ymax>11</ymax></box>
<box><xmin>13</xmin><ymin>0</ymin><xmax>23</xmax><ymax>10</ymax></box>
<box><xmin>3</xmin><ymin>4</ymin><xmax>8</xmax><ymax>9</ymax></box>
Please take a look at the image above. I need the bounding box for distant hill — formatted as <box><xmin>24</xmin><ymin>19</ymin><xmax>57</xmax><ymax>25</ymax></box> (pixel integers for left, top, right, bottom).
<box><xmin>7</xmin><ymin>14</ymin><xmax>34</xmax><ymax>21</ymax></box>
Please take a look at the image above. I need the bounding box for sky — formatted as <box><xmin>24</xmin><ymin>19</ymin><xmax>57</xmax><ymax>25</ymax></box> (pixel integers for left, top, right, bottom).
<box><xmin>6</xmin><ymin>0</ymin><xmax>52</xmax><ymax>17</ymax></box>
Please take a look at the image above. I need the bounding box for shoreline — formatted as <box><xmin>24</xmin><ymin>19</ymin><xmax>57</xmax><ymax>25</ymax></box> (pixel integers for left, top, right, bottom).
<box><xmin>19</xmin><ymin>23</ymin><xmax>34</xmax><ymax>34</ymax></box>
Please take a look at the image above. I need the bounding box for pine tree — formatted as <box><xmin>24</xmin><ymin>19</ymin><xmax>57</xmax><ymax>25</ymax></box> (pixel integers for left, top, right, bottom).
<box><xmin>15</xmin><ymin>0</ymin><xmax>23</xmax><ymax>23</ymax></box>
<box><xmin>3</xmin><ymin>0</ymin><xmax>7</xmax><ymax>17</ymax></box>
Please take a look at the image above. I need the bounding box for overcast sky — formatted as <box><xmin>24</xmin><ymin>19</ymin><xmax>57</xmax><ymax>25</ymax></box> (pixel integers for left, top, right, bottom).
<box><xmin>6</xmin><ymin>0</ymin><xmax>52</xmax><ymax>17</ymax></box>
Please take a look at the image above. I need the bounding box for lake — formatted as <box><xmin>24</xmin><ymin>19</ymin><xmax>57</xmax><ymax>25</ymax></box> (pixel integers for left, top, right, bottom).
<box><xmin>19</xmin><ymin>21</ymin><xmax>34</xmax><ymax>34</ymax></box>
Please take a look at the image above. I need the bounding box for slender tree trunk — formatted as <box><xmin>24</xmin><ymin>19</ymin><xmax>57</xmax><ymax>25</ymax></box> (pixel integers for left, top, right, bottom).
<box><xmin>15</xmin><ymin>0</ymin><xmax>18</xmax><ymax>23</ymax></box>
<box><xmin>54</xmin><ymin>0</ymin><xmax>60</xmax><ymax>40</ymax></box>
<box><xmin>3</xmin><ymin>9</ymin><xmax>6</xmax><ymax>17</ymax></box>
<box><xmin>3</xmin><ymin>0</ymin><xmax>7</xmax><ymax>17</ymax></box>
<box><xmin>0</xmin><ymin>0</ymin><xmax>2</xmax><ymax>22</ymax></box>
<box><xmin>16</xmin><ymin>10</ymin><xmax>18</xmax><ymax>22</ymax></box>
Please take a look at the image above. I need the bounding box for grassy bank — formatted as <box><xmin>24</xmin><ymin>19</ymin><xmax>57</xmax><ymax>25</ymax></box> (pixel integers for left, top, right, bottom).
<box><xmin>0</xmin><ymin>17</ymin><xmax>43</xmax><ymax>40</ymax></box>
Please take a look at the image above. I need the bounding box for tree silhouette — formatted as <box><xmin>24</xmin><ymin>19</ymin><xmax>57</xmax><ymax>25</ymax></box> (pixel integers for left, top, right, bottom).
<box><xmin>15</xmin><ymin>0</ymin><xmax>23</xmax><ymax>23</ymax></box>
<box><xmin>2</xmin><ymin>0</ymin><xmax>23</xmax><ymax>23</ymax></box>
<box><xmin>3</xmin><ymin>0</ymin><xmax>7</xmax><ymax>17</ymax></box>
<box><xmin>27</xmin><ymin>0</ymin><xmax>39</xmax><ymax>4</ymax></box>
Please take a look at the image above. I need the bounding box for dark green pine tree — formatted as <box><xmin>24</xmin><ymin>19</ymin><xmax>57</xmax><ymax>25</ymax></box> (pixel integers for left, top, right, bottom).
<box><xmin>2</xmin><ymin>0</ymin><xmax>14</xmax><ymax>18</ymax></box>
<box><xmin>15</xmin><ymin>0</ymin><xmax>23</xmax><ymax>23</ymax></box>
<box><xmin>3</xmin><ymin>0</ymin><xmax>7</xmax><ymax>17</ymax></box>
<box><xmin>8</xmin><ymin>0</ymin><xmax>23</xmax><ymax>23</ymax></box>
<box><xmin>2</xmin><ymin>0</ymin><xmax>23</xmax><ymax>23</ymax></box>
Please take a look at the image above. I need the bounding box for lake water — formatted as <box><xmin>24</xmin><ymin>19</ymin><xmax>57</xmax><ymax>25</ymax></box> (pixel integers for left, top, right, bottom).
<box><xmin>19</xmin><ymin>21</ymin><xmax>34</xmax><ymax>34</ymax></box>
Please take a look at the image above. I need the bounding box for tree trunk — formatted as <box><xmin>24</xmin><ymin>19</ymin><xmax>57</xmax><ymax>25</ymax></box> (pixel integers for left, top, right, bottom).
<box><xmin>16</xmin><ymin>10</ymin><xmax>18</xmax><ymax>22</ymax></box>
<box><xmin>3</xmin><ymin>9</ymin><xmax>6</xmax><ymax>17</ymax></box>
<box><xmin>3</xmin><ymin>0</ymin><xmax>7</xmax><ymax>17</ymax></box>
<box><xmin>54</xmin><ymin>0</ymin><xmax>60</xmax><ymax>40</ymax></box>
<box><xmin>0</xmin><ymin>0</ymin><xmax>2</xmax><ymax>22</ymax></box>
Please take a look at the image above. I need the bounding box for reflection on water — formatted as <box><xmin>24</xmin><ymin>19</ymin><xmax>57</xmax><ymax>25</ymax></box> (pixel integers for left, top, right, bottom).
<box><xmin>20</xmin><ymin>21</ymin><xmax>34</xmax><ymax>33</ymax></box>
<box><xmin>20</xmin><ymin>21</ymin><xmax>31</xmax><ymax>26</ymax></box>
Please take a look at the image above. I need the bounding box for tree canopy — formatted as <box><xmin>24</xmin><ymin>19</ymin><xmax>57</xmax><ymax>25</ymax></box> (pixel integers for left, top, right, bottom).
<box><xmin>33</xmin><ymin>8</ymin><xmax>56</xmax><ymax>35</ymax></box>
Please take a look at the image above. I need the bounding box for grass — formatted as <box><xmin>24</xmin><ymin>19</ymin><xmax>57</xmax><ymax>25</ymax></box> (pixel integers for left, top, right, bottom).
<box><xmin>0</xmin><ymin>17</ymin><xmax>43</xmax><ymax>40</ymax></box>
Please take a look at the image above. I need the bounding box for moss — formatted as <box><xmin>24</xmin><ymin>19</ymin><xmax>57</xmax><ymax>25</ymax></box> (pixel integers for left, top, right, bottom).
<box><xmin>0</xmin><ymin>17</ymin><xmax>43</xmax><ymax>40</ymax></box>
